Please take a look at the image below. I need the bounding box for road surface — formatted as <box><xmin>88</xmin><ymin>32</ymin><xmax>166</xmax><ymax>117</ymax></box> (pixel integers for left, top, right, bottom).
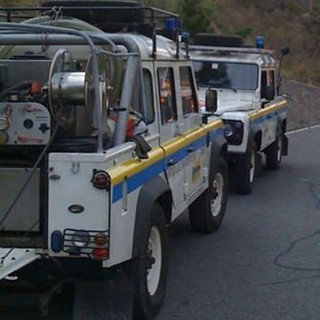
<box><xmin>2</xmin><ymin>126</ymin><xmax>320</xmax><ymax>320</ymax></box>
<box><xmin>157</xmin><ymin>126</ymin><xmax>320</xmax><ymax>320</ymax></box>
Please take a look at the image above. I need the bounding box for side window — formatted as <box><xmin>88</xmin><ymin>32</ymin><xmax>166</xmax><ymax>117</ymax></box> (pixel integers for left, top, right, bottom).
<box><xmin>157</xmin><ymin>67</ymin><xmax>177</xmax><ymax>124</ymax></box>
<box><xmin>142</xmin><ymin>69</ymin><xmax>155</xmax><ymax>123</ymax></box>
<box><xmin>179</xmin><ymin>66</ymin><xmax>198</xmax><ymax>115</ymax></box>
<box><xmin>269</xmin><ymin>70</ymin><xmax>276</xmax><ymax>98</ymax></box>
<box><xmin>261</xmin><ymin>70</ymin><xmax>268</xmax><ymax>99</ymax></box>
<box><xmin>261</xmin><ymin>70</ymin><xmax>275</xmax><ymax>100</ymax></box>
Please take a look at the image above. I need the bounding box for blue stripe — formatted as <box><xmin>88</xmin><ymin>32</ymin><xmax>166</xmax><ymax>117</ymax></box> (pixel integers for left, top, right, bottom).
<box><xmin>251</xmin><ymin>107</ymin><xmax>286</xmax><ymax>128</ymax></box>
<box><xmin>111</xmin><ymin>128</ymin><xmax>224</xmax><ymax>203</ymax></box>
<box><xmin>209</xmin><ymin>128</ymin><xmax>224</xmax><ymax>141</ymax></box>
<box><xmin>112</xmin><ymin>160</ymin><xmax>164</xmax><ymax>203</ymax></box>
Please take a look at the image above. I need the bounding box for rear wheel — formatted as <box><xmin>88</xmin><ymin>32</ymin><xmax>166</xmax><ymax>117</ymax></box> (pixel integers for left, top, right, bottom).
<box><xmin>234</xmin><ymin>140</ymin><xmax>257</xmax><ymax>195</ymax></box>
<box><xmin>130</xmin><ymin>204</ymin><xmax>168</xmax><ymax>320</ymax></box>
<box><xmin>265</xmin><ymin>134</ymin><xmax>283</xmax><ymax>170</ymax></box>
<box><xmin>189</xmin><ymin>158</ymin><xmax>228</xmax><ymax>233</ymax></box>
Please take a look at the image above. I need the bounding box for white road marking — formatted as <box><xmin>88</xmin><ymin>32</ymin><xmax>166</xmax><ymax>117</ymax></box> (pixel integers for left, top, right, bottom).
<box><xmin>287</xmin><ymin>124</ymin><xmax>320</xmax><ymax>135</ymax></box>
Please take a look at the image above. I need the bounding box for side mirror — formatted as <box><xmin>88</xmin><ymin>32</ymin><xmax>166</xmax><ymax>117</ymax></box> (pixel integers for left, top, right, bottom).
<box><xmin>205</xmin><ymin>88</ymin><xmax>218</xmax><ymax>113</ymax></box>
<box><xmin>281</xmin><ymin>47</ymin><xmax>290</xmax><ymax>56</ymax></box>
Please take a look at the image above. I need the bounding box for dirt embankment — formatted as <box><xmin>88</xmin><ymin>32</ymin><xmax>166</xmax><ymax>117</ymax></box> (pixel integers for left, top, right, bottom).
<box><xmin>282</xmin><ymin>79</ymin><xmax>320</xmax><ymax>131</ymax></box>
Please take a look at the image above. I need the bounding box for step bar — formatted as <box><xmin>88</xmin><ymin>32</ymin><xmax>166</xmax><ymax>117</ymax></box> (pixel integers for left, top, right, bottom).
<box><xmin>0</xmin><ymin>248</ymin><xmax>39</xmax><ymax>280</ymax></box>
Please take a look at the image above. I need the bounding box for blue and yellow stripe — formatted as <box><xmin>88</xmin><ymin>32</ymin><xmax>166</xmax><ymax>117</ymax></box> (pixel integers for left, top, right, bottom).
<box><xmin>249</xmin><ymin>99</ymin><xmax>287</xmax><ymax>127</ymax></box>
<box><xmin>108</xmin><ymin>119</ymin><xmax>224</xmax><ymax>203</ymax></box>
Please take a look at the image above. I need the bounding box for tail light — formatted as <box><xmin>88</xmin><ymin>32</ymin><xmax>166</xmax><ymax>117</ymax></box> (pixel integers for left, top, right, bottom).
<box><xmin>91</xmin><ymin>170</ymin><xmax>110</xmax><ymax>190</ymax></box>
<box><xmin>92</xmin><ymin>248</ymin><xmax>109</xmax><ymax>259</ymax></box>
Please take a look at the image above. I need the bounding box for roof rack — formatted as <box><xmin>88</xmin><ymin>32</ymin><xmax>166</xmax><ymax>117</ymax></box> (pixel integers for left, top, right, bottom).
<box><xmin>188</xmin><ymin>45</ymin><xmax>273</xmax><ymax>55</ymax></box>
<box><xmin>0</xmin><ymin>2</ymin><xmax>184</xmax><ymax>57</ymax></box>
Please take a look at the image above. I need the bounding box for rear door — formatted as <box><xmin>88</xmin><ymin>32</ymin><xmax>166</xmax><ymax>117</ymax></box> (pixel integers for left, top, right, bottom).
<box><xmin>156</xmin><ymin>62</ymin><xmax>186</xmax><ymax>211</ymax></box>
<box><xmin>176</xmin><ymin>65</ymin><xmax>206</xmax><ymax>198</ymax></box>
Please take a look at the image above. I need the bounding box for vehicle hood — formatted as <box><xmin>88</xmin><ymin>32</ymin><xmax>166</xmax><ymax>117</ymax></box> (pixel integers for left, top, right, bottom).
<box><xmin>198</xmin><ymin>88</ymin><xmax>258</xmax><ymax>115</ymax></box>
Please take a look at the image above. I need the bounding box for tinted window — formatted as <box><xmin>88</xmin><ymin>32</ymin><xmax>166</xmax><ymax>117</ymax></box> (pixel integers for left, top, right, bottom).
<box><xmin>142</xmin><ymin>69</ymin><xmax>155</xmax><ymax>123</ymax></box>
<box><xmin>157</xmin><ymin>67</ymin><xmax>177</xmax><ymax>124</ymax></box>
<box><xmin>193</xmin><ymin>61</ymin><xmax>259</xmax><ymax>90</ymax></box>
<box><xmin>179</xmin><ymin>66</ymin><xmax>198</xmax><ymax>115</ymax></box>
<box><xmin>261</xmin><ymin>69</ymin><xmax>276</xmax><ymax>100</ymax></box>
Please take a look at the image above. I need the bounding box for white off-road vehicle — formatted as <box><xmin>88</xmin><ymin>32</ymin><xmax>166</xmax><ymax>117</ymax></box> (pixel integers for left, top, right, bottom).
<box><xmin>190</xmin><ymin>34</ymin><xmax>289</xmax><ymax>194</ymax></box>
<box><xmin>0</xmin><ymin>3</ymin><xmax>228</xmax><ymax>319</ymax></box>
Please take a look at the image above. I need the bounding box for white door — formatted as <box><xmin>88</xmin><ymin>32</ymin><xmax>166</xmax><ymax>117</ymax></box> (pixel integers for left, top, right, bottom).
<box><xmin>156</xmin><ymin>63</ymin><xmax>186</xmax><ymax>208</ymax></box>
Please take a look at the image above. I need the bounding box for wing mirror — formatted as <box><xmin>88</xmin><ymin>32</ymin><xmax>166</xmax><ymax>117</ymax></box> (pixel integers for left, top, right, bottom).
<box><xmin>205</xmin><ymin>88</ymin><xmax>218</xmax><ymax>114</ymax></box>
<box><xmin>281</xmin><ymin>47</ymin><xmax>290</xmax><ymax>56</ymax></box>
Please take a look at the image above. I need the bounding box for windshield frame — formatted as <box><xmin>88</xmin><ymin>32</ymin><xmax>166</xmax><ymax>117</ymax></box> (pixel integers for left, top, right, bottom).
<box><xmin>193</xmin><ymin>60</ymin><xmax>259</xmax><ymax>91</ymax></box>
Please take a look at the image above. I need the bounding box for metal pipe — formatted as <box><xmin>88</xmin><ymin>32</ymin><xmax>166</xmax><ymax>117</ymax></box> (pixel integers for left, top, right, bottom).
<box><xmin>112</xmin><ymin>55</ymin><xmax>139</xmax><ymax>146</ymax></box>
<box><xmin>0</xmin><ymin>22</ymin><xmax>105</xmax><ymax>152</ymax></box>
<box><xmin>0</xmin><ymin>33</ymin><xmax>112</xmax><ymax>46</ymax></box>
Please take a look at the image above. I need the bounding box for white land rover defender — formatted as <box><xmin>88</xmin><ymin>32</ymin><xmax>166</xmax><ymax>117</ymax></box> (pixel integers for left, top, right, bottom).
<box><xmin>0</xmin><ymin>3</ymin><xmax>228</xmax><ymax>319</ymax></box>
<box><xmin>190</xmin><ymin>34</ymin><xmax>289</xmax><ymax>194</ymax></box>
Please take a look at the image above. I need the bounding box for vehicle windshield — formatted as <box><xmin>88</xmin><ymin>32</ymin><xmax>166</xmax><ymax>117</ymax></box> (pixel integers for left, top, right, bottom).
<box><xmin>193</xmin><ymin>60</ymin><xmax>258</xmax><ymax>91</ymax></box>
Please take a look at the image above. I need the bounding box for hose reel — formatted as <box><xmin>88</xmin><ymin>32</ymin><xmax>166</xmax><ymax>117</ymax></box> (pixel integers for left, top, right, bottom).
<box><xmin>48</xmin><ymin>48</ymin><xmax>122</xmax><ymax>135</ymax></box>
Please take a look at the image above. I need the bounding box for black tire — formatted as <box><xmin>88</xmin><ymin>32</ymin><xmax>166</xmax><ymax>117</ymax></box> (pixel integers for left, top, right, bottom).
<box><xmin>265</xmin><ymin>134</ymin><xmax>283</xmax><ymax>170</ymax></box>
<box><xmin>130</xmin><ymin>204</ymin><xmax>168</xmax><ymax>320</ymax></box>
<box><xmin>234</xmin><ymin>140</ymin><xmax>257</xmax><ymax>195</ymax></box>
<box><xmin>189</xmin><ymin>157</ymin><xmax>228</xmax><ymax>233</ymax></box>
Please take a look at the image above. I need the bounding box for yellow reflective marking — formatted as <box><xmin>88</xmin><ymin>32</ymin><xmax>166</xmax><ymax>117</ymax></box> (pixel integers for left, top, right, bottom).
<box><xmin>108</xmin><ymin>119</ymin><xmax>223</xmax><ymax>185</ymax></box>
<box><xmin>203</xmin><ymin>119</ymin><xmax>224</xmax><ymax>133</ymax></box>
<box><xmin>249</xmin><ymin>99</ymin><xmax>287</xmax><ymax>121</ymax></box>
<box><xmin>108</xmin><ymin>147</ymin><xmax>164</xmax><ymax>185</ymax></box>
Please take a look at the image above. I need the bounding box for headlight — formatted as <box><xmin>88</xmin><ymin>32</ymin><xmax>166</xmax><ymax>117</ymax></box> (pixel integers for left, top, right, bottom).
<box><xmin>71</xmin><ymin>230</ymin><xmax>91</xmax><ymax>247</ymax></box>
<box><xmin>223</xmin><ymin>120</ymin><xmax>244</xmax><ymax>145</ymax></box>
<box><xmin>223</xmin><ymin>123</ymin><xmax>234</xmax><ymax>138</ymax></box>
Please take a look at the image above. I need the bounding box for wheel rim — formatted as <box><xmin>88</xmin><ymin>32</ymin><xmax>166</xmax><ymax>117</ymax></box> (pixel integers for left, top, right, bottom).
<box><xmin>277</xmin><ymin>137</ymin><xmax>282</xmax><ymax>162</ymax></box>
<box><xmin>210</xmin><ymin>172</ymin><xmax>224</xmax><ymax>217</ymax></box>
<box><xmin>249</xmin><ymin>149</ymin><xmax>255</xmax><ymax>183</ymax></box>
<box><xmin>146</xmin><ymin>226</ymin><xmax>162</xmax><ymax>296</ymax></box>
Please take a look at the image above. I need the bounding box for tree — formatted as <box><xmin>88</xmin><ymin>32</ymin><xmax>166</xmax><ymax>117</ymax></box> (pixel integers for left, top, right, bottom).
<box><xmin>179</xmin><ymin>0</ymin><xmax>219</xmax><ymax>35</ymax></box>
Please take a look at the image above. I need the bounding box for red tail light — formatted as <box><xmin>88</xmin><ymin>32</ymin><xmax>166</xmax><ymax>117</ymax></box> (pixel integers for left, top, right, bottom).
<box><xmin>91</xmin><ymin>170</ymin><xmax>111</xmax><ymax>190</ymax></box>
<box><xmin>92</xmin><ymin>248</ymin><xmax>109</xmax><ymax>259</ymax></box>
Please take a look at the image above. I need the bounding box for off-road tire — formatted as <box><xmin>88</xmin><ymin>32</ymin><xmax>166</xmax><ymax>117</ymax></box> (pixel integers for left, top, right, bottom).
<box><xmin>265</xmin><ymin>134</ymin><xmax>283</xmax><ymax>170</ymax></box>
<box><xmin>130</xmin><ymin>204</ymin><xmax>168</xmax><ymax>320</ymax></box>
<box><xmin>234</xmin><ymin>140</ymin><xmax>257</xmax><ymax>195</ymax></box>
<box><xmin>189</xmin><ymin>157</ymin><xmax>228</xmax><ymax>233</ymax></box>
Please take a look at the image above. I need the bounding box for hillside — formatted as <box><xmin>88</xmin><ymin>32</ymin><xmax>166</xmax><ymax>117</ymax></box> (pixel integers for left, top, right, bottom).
<box><xmin>143</xmin><ymin>0</ymin><xmax>320</xmax><ymax>87</ymax></box>
<box><xmin>1</xmin><ymin>0</ymin><xmax>320</xmax><ymax>86</ymax></box>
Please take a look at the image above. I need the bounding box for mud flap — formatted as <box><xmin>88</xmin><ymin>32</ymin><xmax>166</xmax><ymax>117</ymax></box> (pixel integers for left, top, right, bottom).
<box><xmin>73</xmin><ymin>277</ymin><xmax>134</xmax><ymax>320</ymax></box>
<box><xmin>0</xmin><ymin>248</ymin><xmax>39</xmax><ymax>280</ymax></box>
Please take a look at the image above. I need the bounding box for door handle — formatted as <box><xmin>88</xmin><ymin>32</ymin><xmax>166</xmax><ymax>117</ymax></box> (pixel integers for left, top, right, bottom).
<box><xmin>167</xmin><ymin>159</ymin><xmax>176</xmax><ymax>167</ymax></box>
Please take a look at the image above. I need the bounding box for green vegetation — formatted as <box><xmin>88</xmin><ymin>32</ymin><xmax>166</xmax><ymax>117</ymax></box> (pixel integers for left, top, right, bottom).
<box><xmin>2</xmin><ymin>0</ymin><xmax>319</xmax><ymax>85</ymax></box>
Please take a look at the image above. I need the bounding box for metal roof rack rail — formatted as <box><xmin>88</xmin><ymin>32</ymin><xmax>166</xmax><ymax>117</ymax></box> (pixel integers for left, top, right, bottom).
<box><xmin>0</xmin><ymin>1</ymin><xmax>183</xmax><ymax>58</ymax></box>
<box><xmin>188</xmin><ymin>44</ymin><xmax>274</xmax><ymax>55</ymax></box>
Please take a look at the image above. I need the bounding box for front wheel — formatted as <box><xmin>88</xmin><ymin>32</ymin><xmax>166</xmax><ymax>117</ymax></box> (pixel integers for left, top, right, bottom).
<box><xmin>129</xmin><ymin>204</ymin><xmax>168</xmax><ymax>320</ymax></box>
<box><xmin>234</xmin><ymin>140</ymin><xmax>257</xmax><ymax>195</ymax></box>
<box><xmin>189</xmin><ymin>157</ymin><xmax>228</xmax><ymax>233</ymax></box>
<box><xmin>265</xmin><ymin>134</ymin><xmax>283</xmax><ymax>170</ymax></box>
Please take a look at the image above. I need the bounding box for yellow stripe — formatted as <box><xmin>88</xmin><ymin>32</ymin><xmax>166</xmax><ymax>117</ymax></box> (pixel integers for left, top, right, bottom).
<box><xmin>249</xmin><ymin>99</ymin><xmax>287</xmax><ymax>121</ymax></box>
<box><xmin>108</xmin><ymin>147</ymin><xmax>164</xmax><ymax>185</ymax></box>
<box><xmin>108</xmin><ymin>119</ymin><xmax>223</xmax><ymax>184</ymax></box>
<box><xmin>202</xmin><ymin>119</ymin><xmax>224</xmax><ymax>134</ymax></box>
<box><xmin>161</xmin><ymin>119</ymin><xmax>223</xmax><ymax>156</ymax></box>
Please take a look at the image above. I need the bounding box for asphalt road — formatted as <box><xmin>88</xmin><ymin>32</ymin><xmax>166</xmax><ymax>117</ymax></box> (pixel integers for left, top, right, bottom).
<box><xmin>2</xmin><ymin>126</ymin><xmax>320</xmax><ymax>320</ymax></box>
<box><xmin>157</xmin><ymin>126</ymin><xmax>320</xmax><ymax>320</ymax></box>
